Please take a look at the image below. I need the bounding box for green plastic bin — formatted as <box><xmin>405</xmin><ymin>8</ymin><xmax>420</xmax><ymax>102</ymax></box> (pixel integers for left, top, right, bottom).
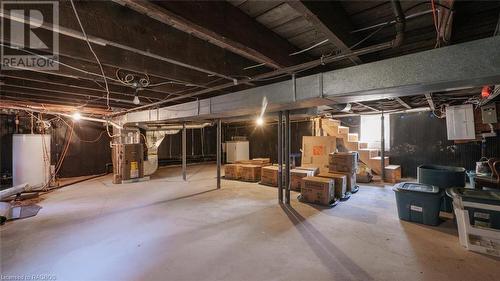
<box><xmin>393</xmin><ymin>182</ymin><xmax>443</xmax><ymax>226</ymax></box>
<box><xmin>417</xmin><ymin>164</ymin><xmax>466</xmax><ymax>212</ymax></box>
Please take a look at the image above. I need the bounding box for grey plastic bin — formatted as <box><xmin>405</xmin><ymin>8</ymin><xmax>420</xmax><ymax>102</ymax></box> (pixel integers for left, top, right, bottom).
<box><xmin>418</xmin><ymin>164</ymin><xmax>466</xmax><ymax>212</ymax></box>
<box><xmin>393</xmin><ymin>182</ymin><xmax>443</xmax><ymax>226</ymax></box>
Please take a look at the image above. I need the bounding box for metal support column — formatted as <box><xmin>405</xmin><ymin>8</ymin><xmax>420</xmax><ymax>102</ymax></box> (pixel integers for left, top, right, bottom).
<box><xmin>285</xmin><ymin>110</ymin><xmax>291</xmax><ymax>204</ymax></box>
<box><xmin>216</xmin><ymin>119</ymin><xmax>222</xmax><ymax>189</ymax></box>
<box><xmin>380</xmin><ymin>112</ymin><xmax>385</xmax><ymax>181</ymax></box>
<box><xmin>182</xmin><ymin>123</ymin><xmax>187</xmax><ymax>181</ymax></box>
<box><xmin>278</xmin><ymin>111</ymin><xmax>283</xmax><ymax>202</ymax></box>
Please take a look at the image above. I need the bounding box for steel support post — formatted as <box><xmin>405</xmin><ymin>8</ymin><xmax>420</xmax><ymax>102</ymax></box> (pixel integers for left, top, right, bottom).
<box><xmin>278</xmin><ymin>111</ymin><xmax>283</xmax><ymax>202</ymax></box>
<box><xmin>285</xmin><ymin>110</ymin><xmax>291</xmax><ymax>204</ymax></box>
<box><xmin>380</xmin><ymin>112</ymin><xmax>386</xmax><ymax>181</ymax></box>
<box><xmin>182</xmin><ymin>123</ymin><xmax>187</xmax><ymax>181</ymax></box>
<box><xmin>216</xmin><ymin>119</ymin><xmax>222</xmax><ymax>189</ymax></box>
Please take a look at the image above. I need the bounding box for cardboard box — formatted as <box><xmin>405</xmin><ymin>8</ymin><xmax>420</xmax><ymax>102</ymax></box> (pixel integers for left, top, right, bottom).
<box><xmin>301</xmin><ymin>136</ymin><xmax>337</xmax><ymax>173</ymax></box>
<box><xmin>325</xmin><ymin>171</ymin><xmax>356</xmax><ymax>193</ymax></box>
<box><xmin>236</xmin><ymin>158</ymin><xmax>271</xmax><ymax>166</ymax></box>
<box><xmin>295</xmin><ymin>166</ymin><xmax>320</xmax><ymax>175</ymax></box>
<box><xmin>261</xmin><ymin>166</ymin><xmax>279</xmax><ymax>186</ymax></box>
<box><xmin>317</xmin><ymin>172</ymin><xmax>347</xmax><ymax>199</ymax></box>
<box><xmin>329</xmin><ymin>152</ymin><xmax>358</xmax><ymax>173</ymax></box>
<box><xmin>301</xmin><ymin>176</ymin><xmax>335</xmax><ymax>206</ymax></box>
<box><xmin>224</xmin><ymin>164</ymin><xmax>240</xmax><ymax>180</ymax></box>
<box><xmin>290</xmin><ymin>169</ymin><xmax>316</xmax><ymax>191</ymax></box>
<box><xmin>384</xmin><ymin>165</ymin><xmax>401</xmax><ymax>183</ymax></box>
<box><xmin>239</xmin><ymin>164</ymin><xmax>261</xmax><ymax>182</ymax></box>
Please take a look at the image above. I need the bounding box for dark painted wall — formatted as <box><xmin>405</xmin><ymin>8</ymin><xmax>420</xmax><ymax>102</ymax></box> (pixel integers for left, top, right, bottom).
<box><xmin>225</xmin><ymin>120</ymin><xmax>313</xmax><ymax>165</ymax></box>
<box><xmin>157</xmin><ymin>126</ymin><xmax>218</xmax><ymax>165</ymax></box>
<box><xmin>0</xmin><ymin>114</ymin><xmax>111</xmax><ymax>184</ymax></box>
<box><xmin>390</xmin><ymin>111</ymin><xmax>500</xmax><ymax>178</ymax></box>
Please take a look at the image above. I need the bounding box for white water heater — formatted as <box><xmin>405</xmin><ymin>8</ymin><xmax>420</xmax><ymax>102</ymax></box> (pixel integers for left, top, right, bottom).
<box><xmin>13</xmin><ymin>134</ymin><xmax>51</xmax><ymax>188</ymax></box>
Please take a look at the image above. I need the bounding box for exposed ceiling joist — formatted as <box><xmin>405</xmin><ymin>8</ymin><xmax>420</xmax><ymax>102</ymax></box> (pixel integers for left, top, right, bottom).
<box><xmin>354</xmin><ymin>102</ymin><xmax>381</xmax><ymax>112</ymax></box>
<box><xmin>286</xmin><ymin>1</ymin><xmax>362</xmax><ymax>65</ymax></box>
<box><xmin>425</xmin><ymin>93</ymin><xmax>435</xmax><ymax>110</ymax></box>
<box><xmin>394</xmin><ymin>97</ymin><xmax>412</xmax><ymax>109</ymax></box>
<box><xmin>113</xmin><ymin>0</ymin><xmax>303</xmax><ymax>69</ymax></box>
<box><xmin>0</xmin><ymin>1</ymin><xmax>260</xmax><ymax>83</ymax></box>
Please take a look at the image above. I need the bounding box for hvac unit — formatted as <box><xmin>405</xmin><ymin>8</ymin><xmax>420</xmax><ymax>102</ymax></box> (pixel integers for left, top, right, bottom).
<box><xmin>112</xmin><ymin>143</ymin><xmax>144</xmax><ymax>184</ymax></box>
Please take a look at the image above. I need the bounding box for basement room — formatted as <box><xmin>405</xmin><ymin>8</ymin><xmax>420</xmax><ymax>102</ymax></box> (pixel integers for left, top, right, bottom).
<box><xmin>1</xmin><ymin>0</ymin><xmax>500</xmax><ymax>280</ymax></box>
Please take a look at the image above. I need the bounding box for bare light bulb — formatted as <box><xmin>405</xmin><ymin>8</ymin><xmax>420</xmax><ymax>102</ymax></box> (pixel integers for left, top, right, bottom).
<box><xmin>256</xmin><ymin>117</ymin><xmax>264</xmax><ymax>126</ymax></box>
<box><xmin>133</xmin><ymin>95</ymin><xmax>140</xmax><ymax>105</ymax></box>
<box><xmin>72</xmin><ymin>112</ymin><xmax>81</xmax><ymax>121</ymax></box>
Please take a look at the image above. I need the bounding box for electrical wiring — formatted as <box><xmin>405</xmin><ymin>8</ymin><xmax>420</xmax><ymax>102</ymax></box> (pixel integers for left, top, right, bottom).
<box><xmin>69</xmin><ymin>0</ymin><xmax>111</xmax><ymax>109</ymax></box>
<box><xmin>0</xmin><ymin>43</ymin><xmax>122</xmax><ymax>84</ymax></box>
<box><xmin>76</xmin><ymin>130</ymin><xmax>107</xmax><ymax>143</ymax></box>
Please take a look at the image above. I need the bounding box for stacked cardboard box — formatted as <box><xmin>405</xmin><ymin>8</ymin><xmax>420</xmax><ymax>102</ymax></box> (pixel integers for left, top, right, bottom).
<box><xmin>236</xmin><ymin>158</ymin><xmax>271</xmax><ymax>166</ymax></box>
<box><xmin>301</xmin><ymin>136</ymin><xmax>337</xmax><ymax>173</ymax></box>
<box><xmin>224</xmin><ymin>164</ymin><xmax>240</xmax><ymax>180</ymax></box>
<box><xmin>261</xmin><ymin>166</ymin><xmax>279</xmax><ymax>186</ymax></box>
<box><xmin>328</xmin><ymin>152</ymin><xmax>358</xmax><ymax>193</ymax></box>
<box><xmin>384</xmin><ymin>165</ymin><xmax>401</xmax><ymax>183</ymax></box>
<box><xmin>239</xmin><ymin>164</ymin><xmax>261</xmax><ymax>182</ymax></box>
<box><xmin>317</xmin><ymin>172</ymin><xmax>347</xmax><ymax>199</ymax></box>
<box><xmin>300</xmin><ymin>176</ymin><xmax>335</xmax><ymax>206</ymax></box>
<box><xmin>290</xmin><ymin>169</ymin><xmax>316</xmax><ymax>191</ymax></box>
<box><xmin>295</xmin><ymin>166</ymin><xmax>320</xmax><ymax>175</ymax></box>
<box><xmin>329</xmin><ymin>152</ymin><xmax>358</xmax><ymax>173</ymax></box>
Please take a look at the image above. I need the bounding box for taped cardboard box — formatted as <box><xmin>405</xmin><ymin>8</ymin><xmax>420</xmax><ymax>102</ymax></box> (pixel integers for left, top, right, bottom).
<box><xmin>301</xmin><ymin>176</ymin><xmax>335</xmax><ymax>206</ymax></box>
<box><xmin>291</xmin><ymin>169</ymin><xmax>316</xmax><ymax>191</ymax></box>
<box><xmin>317</xmin><ymin>172</ymin><xmax>347</xmax><ymax>199</ymax></box>
<box><xmin>239</xmin><ymin>164</ymin><xmax>261</xmax><ymax>182</ymax></box>
<box><xmin>224</xmin><ymin>164</ymin><xmax>240</xmax><ymax>180</ymax></box>
<box><xmin>323</xmin><ymin>171</ymin><xmax>356</xmax><ymax>193</ymax></box>
<box><xmin>384</xmin><ymin>165</ymin><xmax>401</xmax><ymax>183</ymax></box>
<box><xmin>301</xmin><ymin>136</ymin><xmax>337</xmax><ymax>173</ymax></box>
<box><xmin>236</xmin><ymin>158</ymin><xmax>271</xmax><ymax>166</ymax></box>
<box><xmin>261</xmin><ymin>166</ymin><xmax>279</xmax><ymax>186</ymax></box>
<box><xmin>329</xmin><ymin>152</ymin><xmax>358</xmax><ymax>173</ymax></box>
<box><xmin>295</xmin><ymin>166</ymin><xmax>320</xmax><ymax>175</ymax></box>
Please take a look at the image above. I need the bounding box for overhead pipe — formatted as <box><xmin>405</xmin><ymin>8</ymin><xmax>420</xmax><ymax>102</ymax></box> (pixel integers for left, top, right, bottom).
<box><xmin>390</xmin><ymin>0</ymin><xmax>406</xmax><ymax>48</ymax></box>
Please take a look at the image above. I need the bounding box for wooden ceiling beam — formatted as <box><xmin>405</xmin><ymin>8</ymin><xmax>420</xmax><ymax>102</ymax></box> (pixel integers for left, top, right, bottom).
<box><xmin>0</xmin><ymin>1</ymin><xmax>263</xmax><ymax>83</ymax></box>
<box><xmin>394</xmin><ymin>97</ymin><xmax>412</xmax><ymax>109</ymax></box>
<box><xmin>114</xmin><ymin>0</ymin><xmax>304</xmax><ymax>69</ymax></box>
<box><xmin>286</xmin><ymin>1</ymin><xmax>362</xmax><ymax>65</ymax></box>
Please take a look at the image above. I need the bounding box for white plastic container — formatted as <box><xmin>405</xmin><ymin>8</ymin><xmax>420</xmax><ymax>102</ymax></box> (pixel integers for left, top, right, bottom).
<box><xmin>447</xmin><ymin>188</ymin><xmax>500</xmax><ymax>257</ymax></box>
<box><xmin>13</xmin><ymin>134</ymin><xmax>51</xmax><ymax>188</ymax></box>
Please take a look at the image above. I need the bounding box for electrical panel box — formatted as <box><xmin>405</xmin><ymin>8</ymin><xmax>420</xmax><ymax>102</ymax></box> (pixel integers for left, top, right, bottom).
<box><xmin>112</xmin><ymin>143</ymin><xmax>144</xmax><ymax>183</ymax></box>
<box><xmin>225</xmin><ymin>141</ymin><xmax>249</xmax><ymax>163</ymax></box>
<box><xmin>481</xmin><ymin>104</ymin><xmax>498</xmax><ymax>124</ymax></box>
<box><xmin>446</xmin><ymin>104</ymin><xmax>476</xmax><ymax>140</ymax></box>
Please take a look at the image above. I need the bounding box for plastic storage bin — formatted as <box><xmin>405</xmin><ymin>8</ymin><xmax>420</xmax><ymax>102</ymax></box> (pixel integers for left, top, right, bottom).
<box><xmin>418</xmin><ymin>164</ymin><xmax>466</xmax><ymax>212</ymax></box>
<box><xmin>446</xmin><ymin>188</ymin><xmax>500</xmax><ymax>257</ymax></box>
<box><xmin>393</xmin><ymin>182</ymin><xmax>443</xmax><ymax>226</ymax></box>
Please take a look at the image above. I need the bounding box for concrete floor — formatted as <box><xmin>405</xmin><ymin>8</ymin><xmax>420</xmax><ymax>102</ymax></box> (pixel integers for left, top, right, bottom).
<box><xmin>1</xmin><ymin>164</ymin><xmax>499</xmax><ymax>281</ymax></box>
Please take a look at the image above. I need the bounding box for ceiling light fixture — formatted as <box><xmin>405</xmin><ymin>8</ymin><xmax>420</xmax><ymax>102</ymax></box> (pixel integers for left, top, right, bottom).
<box><xmin>72</xmin><ymin>112</ymin><xmax>81</xmax><ymax>121</ymax></box>
<box><xmin>256</xmin><ymin>117</ymin><xmax>264</xmax><ymax>126</ymax></box>
<box><xmin>133</xmin><ymin>89</ymin><xmax>140</xmax><ymax>105</ymax></box>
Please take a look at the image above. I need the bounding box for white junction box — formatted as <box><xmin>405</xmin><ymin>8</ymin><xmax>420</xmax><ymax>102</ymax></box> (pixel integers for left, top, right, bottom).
<box><xmin>446</xmin><ymin>104</ymin><xmax>476</xmax><ymax>140</ymax></box>
<box><xmin>225</xmin><ymin>140</ymin><xmax>249</xmax><ymax>163</ymax></box>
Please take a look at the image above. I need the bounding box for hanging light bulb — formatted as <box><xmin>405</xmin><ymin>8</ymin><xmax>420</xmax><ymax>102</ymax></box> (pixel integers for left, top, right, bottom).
<box><xmin>72</xmin><ymin>112</ymin><xmax>81</xmax><ymax>121</ymax></box>
<box><xmin>133</xmin><ymin>89</ymin><xmax>140</xmax><ymax>105</ymax></box>
<box><xmin>256</xmin><ymin>117</ymin><xmax>264</xmax><ymax>126</ymax></box>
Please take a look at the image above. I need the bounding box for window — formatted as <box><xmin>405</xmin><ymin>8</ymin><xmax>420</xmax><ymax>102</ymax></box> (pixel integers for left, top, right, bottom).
<box><xmin>360</xmin><ymin>114</ymin><xmax>390</xmax><ymax>150</ymax></box>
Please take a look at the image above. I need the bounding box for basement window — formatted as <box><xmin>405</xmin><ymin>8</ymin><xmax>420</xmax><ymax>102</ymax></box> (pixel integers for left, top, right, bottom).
<box><xmin>360</xmin><ymin>114</ymin><xmax>390</xmax><ymax>150</ymax></box>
